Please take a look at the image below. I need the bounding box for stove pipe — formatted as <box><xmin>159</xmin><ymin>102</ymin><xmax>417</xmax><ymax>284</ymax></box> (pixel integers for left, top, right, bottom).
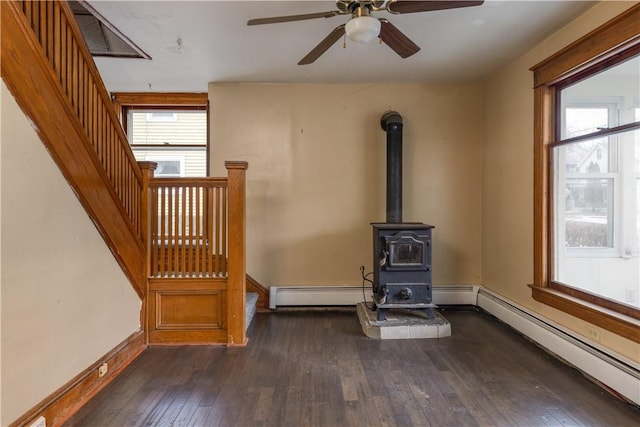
<box><xmin>380</xmin><ymin>111</ymin><xmax>403</xmax><ymax>223</ymax></box>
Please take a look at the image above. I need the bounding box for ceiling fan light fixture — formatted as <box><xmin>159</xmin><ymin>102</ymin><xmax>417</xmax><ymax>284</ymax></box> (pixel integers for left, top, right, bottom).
<box><xmin>345</xmin><ymin>16</ymin><xmax>381</xmax><ymax>43</ymax></box>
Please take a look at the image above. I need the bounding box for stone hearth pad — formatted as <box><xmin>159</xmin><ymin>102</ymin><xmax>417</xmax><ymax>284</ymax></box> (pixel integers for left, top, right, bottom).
<box><xmin>356</xmin><ymin>302</ymin><xmax>451</xmax><ymax>339</ymax></box>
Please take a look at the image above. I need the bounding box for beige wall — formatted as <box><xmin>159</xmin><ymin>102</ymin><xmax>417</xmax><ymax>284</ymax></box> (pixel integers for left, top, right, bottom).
<box><xmin>482</xmin><ymin>1</ymin><xmax>639</xmax><ymax>362</ymax></box>
<box><xmin>210</xmin><ymin>83</ymin><xmax>483</xmax><ymax>288</ymax></box>
<box><xmin>0</xmin><ymin>81</ymin><xmax>141</xmax><ymax>425</ymax></box>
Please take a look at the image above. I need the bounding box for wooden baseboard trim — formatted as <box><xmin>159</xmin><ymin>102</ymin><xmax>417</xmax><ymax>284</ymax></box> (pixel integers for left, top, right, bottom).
<box><xmin>246</xmin><ymin>274</ymin><xmax>270</xmax><ymax>312</ymax></box>
<box><xmin>10</xmin><ymin>330</ymin><xmax>146</xmax><ymax>427</ymax></box>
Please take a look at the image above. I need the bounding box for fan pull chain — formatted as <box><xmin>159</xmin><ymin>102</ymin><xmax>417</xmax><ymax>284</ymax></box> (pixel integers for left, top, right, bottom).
<box><xmin>343</xmin><ymin>34</ymin><xmax>346</xmax><ymax>49</ymax></box>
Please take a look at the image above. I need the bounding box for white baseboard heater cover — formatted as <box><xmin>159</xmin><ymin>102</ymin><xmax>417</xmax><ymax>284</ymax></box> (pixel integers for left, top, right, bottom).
<box><xmin>269</xmin><ymin>284</ymin><xmax>480</xmax><ymax>309</ymax></box>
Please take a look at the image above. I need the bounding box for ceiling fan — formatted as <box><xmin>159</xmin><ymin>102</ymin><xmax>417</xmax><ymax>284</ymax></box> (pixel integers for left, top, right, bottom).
<box><xmin>247</xmin><ymin>1</ymin><xmax>484</xmax><ymax>65</ymax></box>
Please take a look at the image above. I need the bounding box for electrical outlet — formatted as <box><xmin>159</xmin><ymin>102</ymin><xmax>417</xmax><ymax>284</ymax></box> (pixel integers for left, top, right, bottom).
<box><xmin>587</xmin><ymin>327</ymin><xmax>600</xmax><ymax>342</ymax></box>
<box><xmin>29</xmin><ymin>416</ymin><xmax>46</xmax><ymax>427</ymax></box>
<box><xmin>98</xmin><ymin>362</ymin><xmax>108</xmax><ymax>377</ymax></box>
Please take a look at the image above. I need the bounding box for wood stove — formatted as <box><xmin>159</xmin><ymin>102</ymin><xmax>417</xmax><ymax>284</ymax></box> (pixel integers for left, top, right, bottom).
<box><xmin>372</xmin><ymin>223</ymin><xmax>435</xmax><ymax>321</ymax></box>
<box><xmin>372</xmin><ymin>111</ymin><xmax>436</xmax><ymax>321</ymax></box>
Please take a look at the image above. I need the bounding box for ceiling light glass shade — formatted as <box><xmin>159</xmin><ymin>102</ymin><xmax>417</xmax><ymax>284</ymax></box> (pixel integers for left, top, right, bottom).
<box><xmin>345</xmin><ymin>16</ymin><xmax>381</xmax><ymax>43</ymax></box>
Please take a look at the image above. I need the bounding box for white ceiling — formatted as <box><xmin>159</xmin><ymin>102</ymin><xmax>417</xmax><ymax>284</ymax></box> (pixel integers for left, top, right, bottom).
<box><xmin>89</xmin><ymin>0</ymin><xmax>597</xmax><ymax>92</ymax></box>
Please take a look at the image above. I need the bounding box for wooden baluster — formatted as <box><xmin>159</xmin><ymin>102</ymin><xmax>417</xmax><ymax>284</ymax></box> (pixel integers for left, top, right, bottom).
<box><xmin>180</xmin><ymin>186</ymin><xmax>187</xmax><ymax>277</ymax></box>
<box><xmin>72</xmin><ymin>43</ymin><xmax>78</xmax><ymax>116</ymax></box>
<box><xmin>150</xmin><ymin>186</ymin><xmax>158</xmax><ymax>277</ymax></box>
<box><xmin>214</xmin><ymin>186</ymin><xmax>220</xmax><ymax>276</ymax></box>
<box><xmin>189</xmin><ymin>185</ymin><xmax>196</xmax><ymax>276</ymax></box>
<box><xmin>66</xmin><ymin>27</ymin><xmax>72</xmax><ymax>98</ymax></box>
<box><xmin>166</xmin><ymin>186</ymin><xmax>171</xmax><ymax>277</ymax></box>
<box><xmin>46</xmin><ymin>1</ymin><xmax>54</xmax><ymax>60</ymax></box>
<box><xmin>40</xmin><ymin>0</ymin><xmax>48</xmax><ymax>54</ymax></box>
<box><xmin>222</xmin><ymin>187</ymin><xmax>228</xmax><ymax>276</ymax></box>
<box><xmin>225</xmin><ymin>161</ymin><xmax>248</xmax><ymax>346</ymax></box>
<box><xmin>53</xmin><ymin>1</ymin><xmax>61</xmax><ymax>78</ymax></box>
<box><xmin>160</xmin><ymin>186</ymin><xmax>167</xmax><ymax>277</ymax></box>
<box><xmin>207</xmin><ymin>188</ymin><xmax>218</xmax><ymax>277</ymax></box>
<box><xmin>194</xmin><ymin>185</ymin><xmax>201</xmax><ymax>276</ymax></box>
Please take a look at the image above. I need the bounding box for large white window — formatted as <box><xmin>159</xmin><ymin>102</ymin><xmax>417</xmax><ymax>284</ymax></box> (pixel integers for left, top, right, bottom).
<box><xmin>553</xmin><ymin>56</ymin><xmax>640</xmax><ymax>308</ymax></box>
<box><xmin>531</xmin><ymin>6</ymin><xmax>640</xmax><ymax>342</ymax></box>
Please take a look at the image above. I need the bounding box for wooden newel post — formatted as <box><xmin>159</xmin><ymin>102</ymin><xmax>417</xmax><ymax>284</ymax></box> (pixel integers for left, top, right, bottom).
<box><xmin>226</xmin><ymin>160</ymin><xmax>249</xmax><ymax>346</ymax></box>
<box><xmin>138</xmin><ymin>161</ymin><xmax>157</xmax><ymax>279</ymax></box>
<box><xmin>138</xmin><ymin>161</ymin><xmax>157</xmax><ymax>345</ymax></box>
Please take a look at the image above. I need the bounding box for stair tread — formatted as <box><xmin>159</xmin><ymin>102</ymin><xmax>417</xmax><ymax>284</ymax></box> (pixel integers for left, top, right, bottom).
<box><xmin>246</xmin><ymin>292</ymin><xmax>259</xmax><ymax>331</ymax></box>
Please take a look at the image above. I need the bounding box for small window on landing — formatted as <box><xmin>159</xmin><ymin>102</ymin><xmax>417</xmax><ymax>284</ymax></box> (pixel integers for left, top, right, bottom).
<box><xmin>114</xmin><ymin>93</ymin><xmax>209</xmax><ymax>178</ymax></box>
<box><xmin>125</xmin><ymin>108</ymin><xmax>207</xmax><ymax>178</ymax></box>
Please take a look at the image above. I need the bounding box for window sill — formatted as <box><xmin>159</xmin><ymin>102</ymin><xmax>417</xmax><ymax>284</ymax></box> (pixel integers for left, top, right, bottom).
<box><xmin>529</xmin><ymin>284</ymin><xmax>640</xmax><ymax>343</ymax></box>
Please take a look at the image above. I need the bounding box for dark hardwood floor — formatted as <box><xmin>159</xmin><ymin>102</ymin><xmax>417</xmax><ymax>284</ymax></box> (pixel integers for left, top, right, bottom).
<box><xmin>65</xmin><ymin>308</ymin><xmax>640</xmax><ymax>426</ymax></box>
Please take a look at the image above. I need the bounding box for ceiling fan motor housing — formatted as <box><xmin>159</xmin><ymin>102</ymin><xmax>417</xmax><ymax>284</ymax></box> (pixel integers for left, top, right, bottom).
<box><xmin>337</xmin><ymin>1</ymin><xmax>386</xmax><ymax>14</ymax></box>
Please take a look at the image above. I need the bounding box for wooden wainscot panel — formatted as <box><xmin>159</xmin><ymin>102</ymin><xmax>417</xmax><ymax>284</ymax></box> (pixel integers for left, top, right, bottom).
<box><xmin>147</xmin><ymin>279</ymin><xmax>230</xmax><ymax>345</ymax></box>
<box><xmin>156</xmin><ymin>290</ymin><xmax>224</xmax><ymax>330</ymax></box>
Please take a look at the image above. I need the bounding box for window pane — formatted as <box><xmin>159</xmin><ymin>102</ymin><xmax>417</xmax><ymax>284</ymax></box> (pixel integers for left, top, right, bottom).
<box><xmin>554</xmin><ymin>128</ymin><xmax>639</xmax><ymax>308</ymax></box>
<box><xmin>560</xmin><ymin>55</ymin><xmax>639</xmax><ymax>138</ymax></box>
<box><xmin>127</xmin><ymin>108</ymin><xmax>207</xmax><ymax>177</ymax></box>
<box><xmin>562</xmin><ymin>137</ymin><xmax>611</xmax><ymax>173</ymax></box>
<box><xmin>132</xmin><ymin>148</ymin><xmax>207</xmax><ymax>178</ymax></box>
<box><xmin>563</xmin><ymin>108</ymin><xmax>609</xmax><ymax>139</ymax></box>
<box><xmin>563</xmin><ymin>177</ymin><xmax>613</xmax><ymax>248</ymax></box>
<box><xmin>127</xmin><ymin>109</ymin><xmax>206</xmax><ymax>146</ymax></box>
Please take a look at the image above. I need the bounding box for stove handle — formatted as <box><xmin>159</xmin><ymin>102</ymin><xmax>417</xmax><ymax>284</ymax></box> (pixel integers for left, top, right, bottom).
<box><xmin>379</xmin><ymin>249</ymin><xmax>388</xmax><ymax>267</ymax></box>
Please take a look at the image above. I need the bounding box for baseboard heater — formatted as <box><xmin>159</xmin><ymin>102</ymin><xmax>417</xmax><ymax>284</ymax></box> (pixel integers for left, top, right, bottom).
<box><xmin>269</xmin><ymin>284</ymin><xmax>480</xmax><ymax>309</ymax></box>
<box><xmin>269</xmin><ymin>284</ymin><xmax>640</xmax><ymax>406</ymax></box>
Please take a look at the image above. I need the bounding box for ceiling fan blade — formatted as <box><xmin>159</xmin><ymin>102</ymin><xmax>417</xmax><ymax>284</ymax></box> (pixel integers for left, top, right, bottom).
<box><xmin>386</xmin><ymin>1</ymin><xmax>484</xmax><ymax>14</ymax></box>
<box><xmin>379</xmin><ymin>19</ymin><xmax>420</xmax><ymax>59</ymax></box>
<box><xmin>247</xmin><ymin>11</ymin><xmax>341</xmax><ymax>26</ymax></box>
<box><xmin>298</xmin><ymin>24</ymin><xmax>346</xmax><ymax>65</ymax></box>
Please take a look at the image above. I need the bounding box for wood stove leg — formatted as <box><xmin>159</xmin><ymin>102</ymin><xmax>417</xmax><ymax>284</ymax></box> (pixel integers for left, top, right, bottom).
<box><xmin>377</xmin><ymin>308</ymin><xmax>387</xmax><ymax>321</ymax></box>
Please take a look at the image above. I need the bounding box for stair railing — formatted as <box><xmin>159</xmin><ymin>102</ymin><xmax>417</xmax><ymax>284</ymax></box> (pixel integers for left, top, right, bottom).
<box><xmin>2</xmin><ymin>0</ymin><xmax>250</xmax><ymax>343</ymax></box>
<box><xmin>2</xmin><ymin>0</ymin><xmax>148</xmax><ymax>296</ymax></box>
<box><xmin>148</xmin><ymin>177</ymin><xmax>228</xmax><ymax>278</ymax></box>
<box><xmin>145</xmin><ymin>161</ymin><xmax>248</xmax><ymax>345</ymax></box>
<box><xmin>15</xmin><ymin>0</ymin><xmax>145</xmax><ymax>235</ymax></box>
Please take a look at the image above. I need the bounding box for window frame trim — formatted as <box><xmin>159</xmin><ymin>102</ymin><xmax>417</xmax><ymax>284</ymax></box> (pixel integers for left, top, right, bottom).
<box><xmin>529</xmin><ymin>4</ymin><xmax>640</xmax><ymax>343</ymax></box>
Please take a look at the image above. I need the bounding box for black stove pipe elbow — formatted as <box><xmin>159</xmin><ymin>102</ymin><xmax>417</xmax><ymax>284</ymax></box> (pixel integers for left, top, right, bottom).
<box><xmin>380</xmin><ymin>111</ymin><xmax>403</xmax><ymax>224</ymax></box>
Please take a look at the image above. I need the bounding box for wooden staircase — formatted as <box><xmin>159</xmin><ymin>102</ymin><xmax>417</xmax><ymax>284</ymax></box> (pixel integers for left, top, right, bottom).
<box><xmin>1</xmin><ymin>0</ymin><xmax>267</xmax><ymax>346</ymax></box>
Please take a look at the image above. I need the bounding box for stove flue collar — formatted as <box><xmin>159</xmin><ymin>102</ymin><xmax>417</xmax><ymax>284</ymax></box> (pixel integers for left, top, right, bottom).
<box><xmin>380</xmin><ymin>110</ymin><xmax>403</xmax><ymax>131</ymax></box>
